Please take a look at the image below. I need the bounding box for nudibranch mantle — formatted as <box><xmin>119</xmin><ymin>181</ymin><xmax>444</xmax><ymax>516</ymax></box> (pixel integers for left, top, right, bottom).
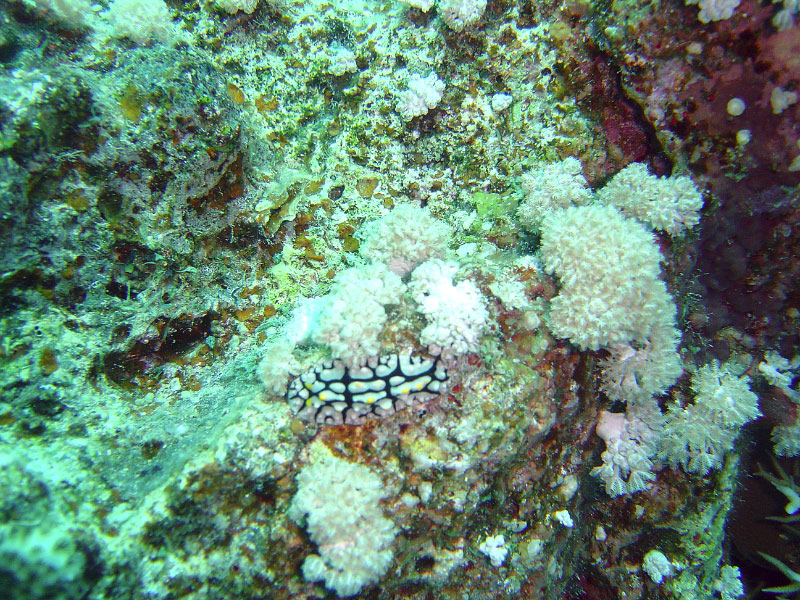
<box><xmin>287</xmin><ymin>353</ymin><xmax>449</xmax><ymax>425</ymax></box>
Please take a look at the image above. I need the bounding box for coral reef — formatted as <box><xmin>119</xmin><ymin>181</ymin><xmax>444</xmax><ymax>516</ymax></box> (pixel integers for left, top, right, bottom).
<box><xmin>0</xmin><ymin>0</ymin><xmax>798</xmax><ymax>596</ymax></box>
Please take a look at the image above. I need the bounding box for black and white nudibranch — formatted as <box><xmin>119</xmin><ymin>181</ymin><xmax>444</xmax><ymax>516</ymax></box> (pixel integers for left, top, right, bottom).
<box><xmin>287</xmin><ymin>353</ymin><xmax>449</xmax><ymax>425</ymax></box>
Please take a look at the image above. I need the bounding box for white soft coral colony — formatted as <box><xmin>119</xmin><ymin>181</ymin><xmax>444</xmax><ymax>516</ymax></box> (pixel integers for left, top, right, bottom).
<box><xmin>438</xmin><ymin>0</ymin><xmax>487</xmax><ymax>31</ymax></box>
<box><xmin>596</xmin><ymin>162</ymin><xmax>704</xmax><ymax>236</ymax></box>
<box><xmin>395</xmin><ymin>74</ymin><xmax>446</xmax><ymax>122</ymax></box>
<box><xmin>409</xmin><ymin>259</ymin><xmax>489</xmax><ymax>356</ymax></box>
<box><xmin>309</xmin><ymin>263</ymin><xmax>406</xmax><ymax>366</ymax></box>
<box><xmin>517</xmin><ymin>157</ymin><xmax>593</xmax><ymax>231</ymax></box>
<box><xmin>289</xmin><ymin>443</ymin><xmax>397</xmax><ymax>597</ymax></box>
<box><xmin>684</xmin><ymin>0</ymin><xmax>740</xmax><ymax>22</ymax></box>
<box><xmin>591</xmin><ymin>401</ymin><xmax>664</xmax><ymax>496</ymax></box>
<box><xmin>759</xmin><ymin>352</ymin><xmax>800</xmax><ymax>456</ymax></box>
<box><xmin>359</xmin><ymin>204</ymin><xmax>452</xmax><ymax>276</ymax></box>
<box><xmin>539</xmin><ymin>203</ymin><xmax>675</xmax><ymax>351</ymax></box>
<box><xmin>659</xmin><ymin>362</ymin><xmax>761</xmax><ymax>475</ymax></box>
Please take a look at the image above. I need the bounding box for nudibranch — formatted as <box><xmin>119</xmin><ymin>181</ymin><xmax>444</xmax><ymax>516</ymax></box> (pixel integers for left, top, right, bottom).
<box><xmin>287</xmin><ymin>353</ymin><xmax>449</xmax><ymax>425</ymax></box>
